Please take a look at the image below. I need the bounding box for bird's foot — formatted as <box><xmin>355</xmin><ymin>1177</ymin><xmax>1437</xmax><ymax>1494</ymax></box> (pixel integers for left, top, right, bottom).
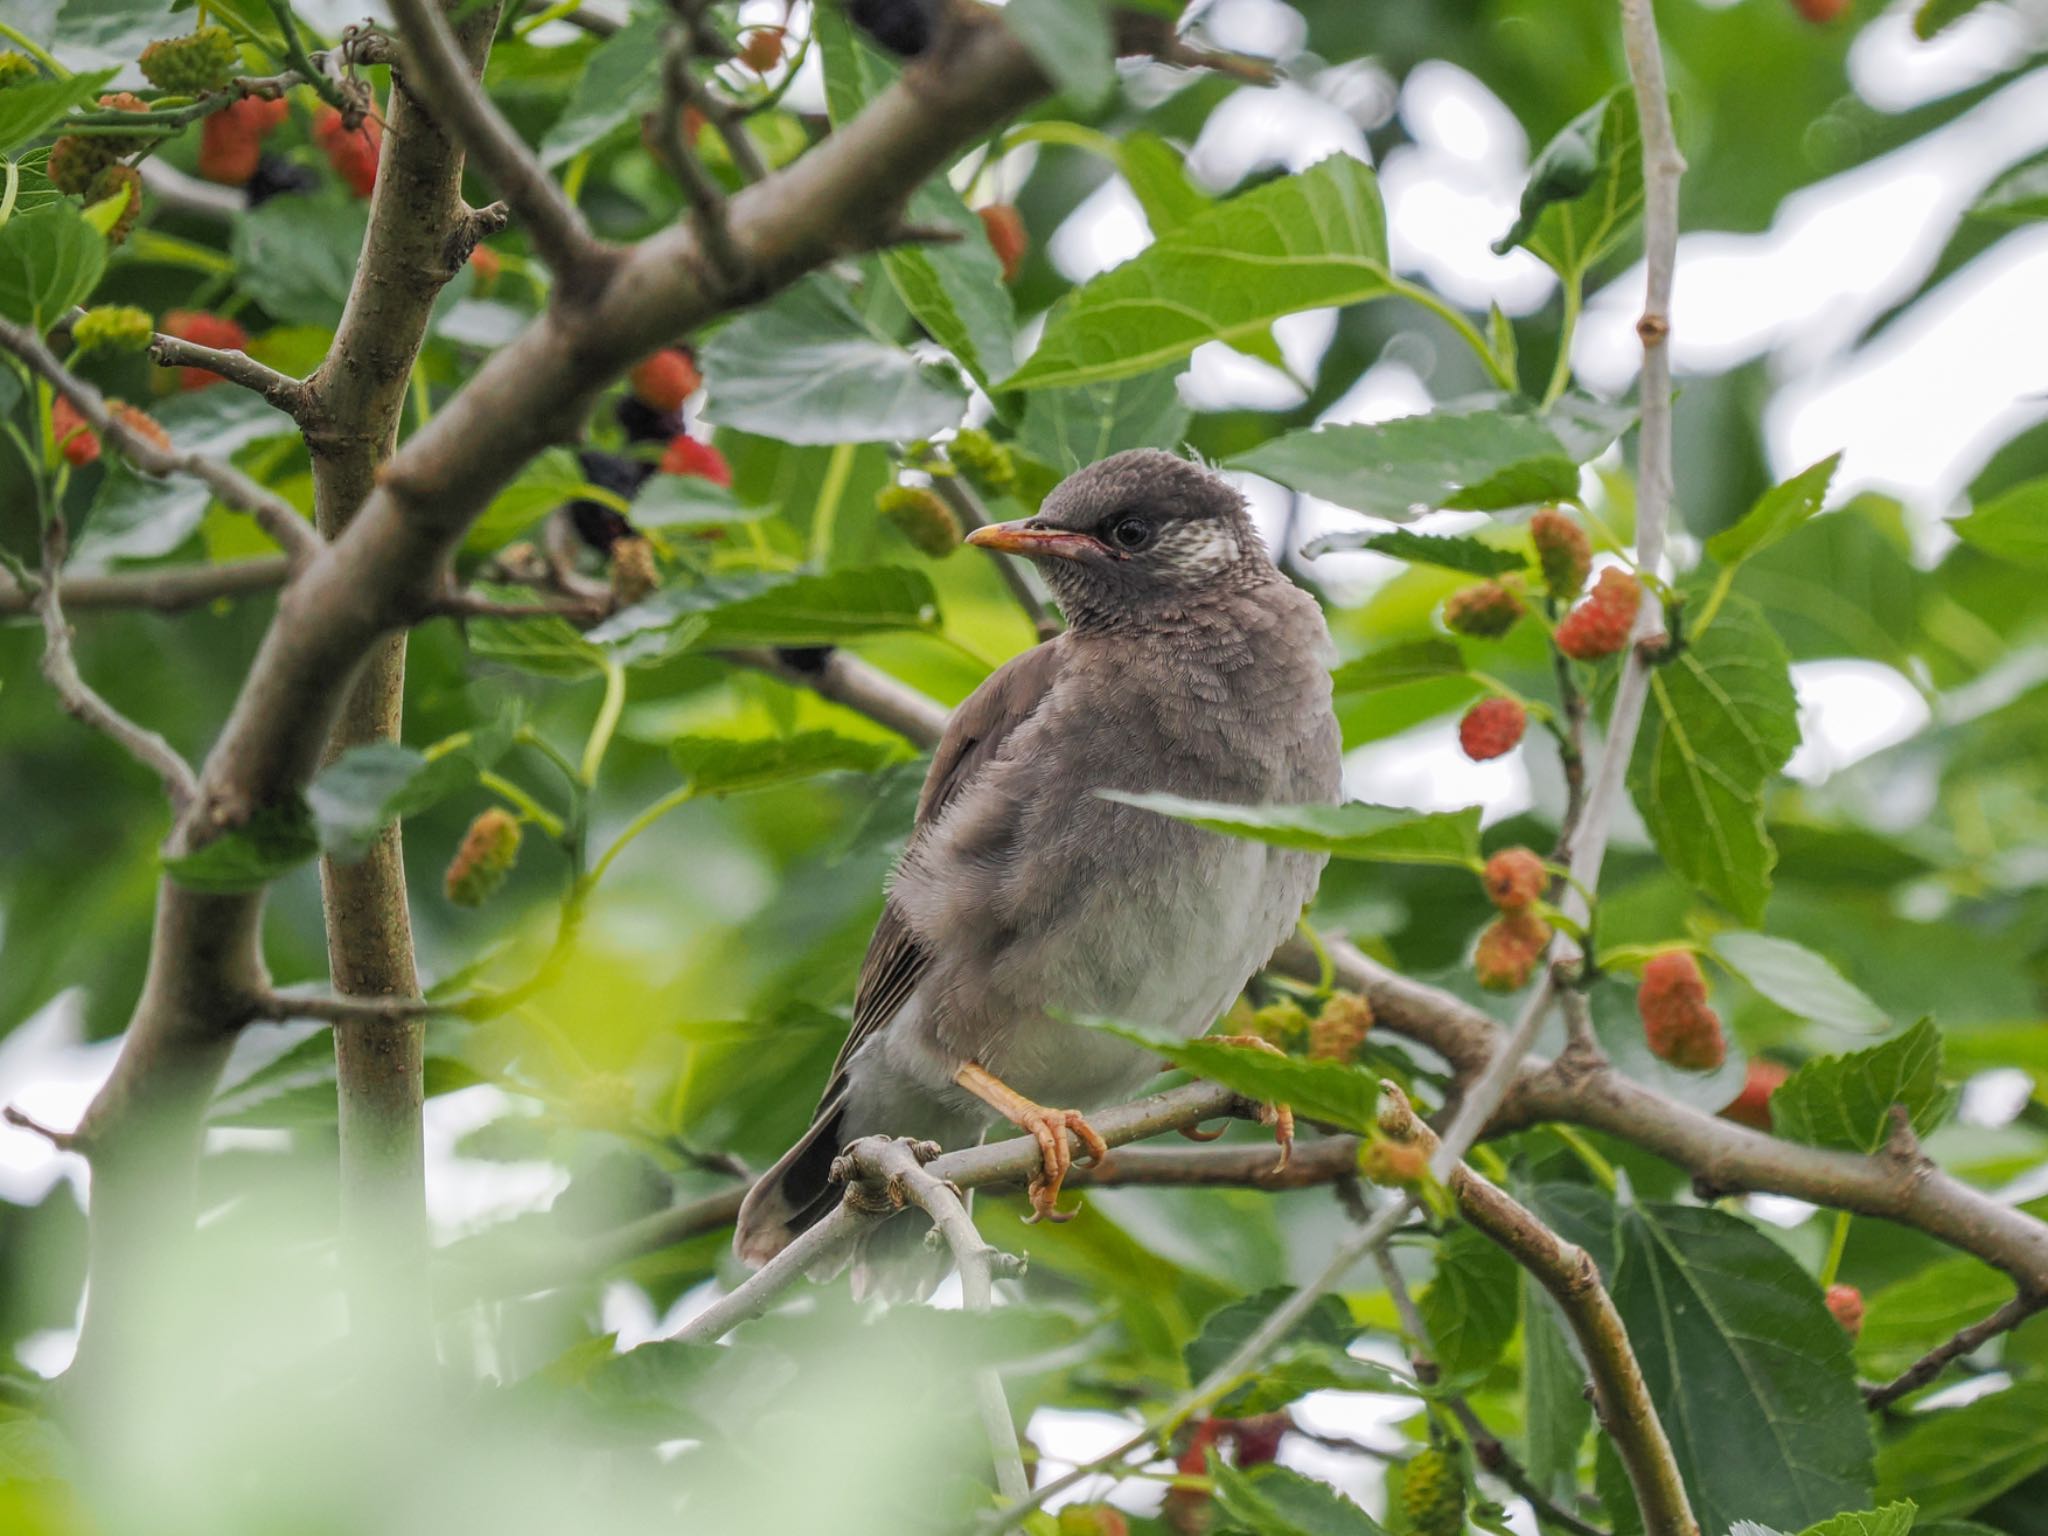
<box><xmin>1208</xmin><ymin>1034</ymin><xmax>1296</xmax><ymax>1172</ymax></box>
<box><xmin>1176</xmin><ymin>1121</ymin><xmax>1228</xmax><ymax>1143</ymax></box>
<box><xmin>953</xmin><ymin>1062</ymin><xmax>1108</xmax><ymax>1224</ymax></box>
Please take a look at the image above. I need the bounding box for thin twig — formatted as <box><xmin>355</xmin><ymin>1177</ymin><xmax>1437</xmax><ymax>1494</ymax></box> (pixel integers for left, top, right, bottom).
<box><xmin>1381</xmin><ymin>1085</ymin><xmax>1698</xmax><ymax>1536</ymax></box>
<box><xmin>933</xmin><ymin>476</ymin><xmax>1061</xmax><ymax>641</ymax></box>
<box><xmin>147</xmin><ymin>332</ymin><xmax>308</xmax><ymax>415</ymax></box>
<box><xmin>34</xmin><ymin>521</ymin><xmax>201</xmax><ymax>810</ymax></box>
<box><xmin>0</xmin><ymin>557</ymin><xmax>291</xmax><ymax>617</ymax></box>
<box><xmin>1864</xmin><ymin>1293</ymin><xmax>2048</xmax><ymax>1410</ymax></box>
<box><xmin>0</xmin><ymin>316</ymin><xmax>322</xmax><ymax>566</ymax></box>
<box><xmin>655</xmin><ymin>32</ymin><xmax>747</xmax><ymax>284</ymax></box>
<box><xmin>3</xmin><ymin>1104</ymin><xmax>79</xmax><ymax>1153</ymax></box>
<box><xmin>387</xmin><ymin>0</ymin><xmax>604</xmax><ymax>278</ymax></box>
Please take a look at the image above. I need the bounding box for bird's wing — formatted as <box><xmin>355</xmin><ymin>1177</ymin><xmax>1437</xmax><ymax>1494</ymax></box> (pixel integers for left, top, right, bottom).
<box><xmin>826</xmin><ymin>638</ymin><xmax>1068</xmax><ymax>1084</ymax></box>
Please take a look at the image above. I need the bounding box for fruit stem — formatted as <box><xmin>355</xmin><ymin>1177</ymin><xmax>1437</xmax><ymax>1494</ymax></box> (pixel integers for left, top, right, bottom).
<box><xmin>1820</xmin><ymin>1209</ymin><xmax>1853</xmax><ymax>1288</ymax></box>
<box><xmin>1539</xmin><ymin>273</ymin><xmax>1582</xmax><ymax>410</ymax></box>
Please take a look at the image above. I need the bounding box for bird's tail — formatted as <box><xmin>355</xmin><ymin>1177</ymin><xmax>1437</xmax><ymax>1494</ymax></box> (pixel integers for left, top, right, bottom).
<box><xmin>734</xmin><ymin>1089</ymin><xmax>850</xmax><ymax>1268</ymax></box>
<box><xmin>733</xmin><ymin>1089</ymin><xmax>972</xmax><ymax>1300</ymax></box>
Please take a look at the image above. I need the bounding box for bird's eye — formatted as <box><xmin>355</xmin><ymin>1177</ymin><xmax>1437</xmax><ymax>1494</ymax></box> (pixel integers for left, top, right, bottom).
<box><xmin>1108</xmin><ymin>515</ymin><xmax>1154</xmax><ymax>551</ymax></box>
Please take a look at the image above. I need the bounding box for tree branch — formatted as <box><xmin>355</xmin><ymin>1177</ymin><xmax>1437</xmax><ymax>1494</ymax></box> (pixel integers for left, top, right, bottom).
<box><xmin>33</xmin><ymin>522</ymin><xmax>201</xmax><ymax>811</ymax></box>
<box><xmin>387</xmin><ymin>0</ymin><xmax>608</xmax><ymax>281</ymax></box>
<box><xmin>1372</xmin><ymin>1243</ymin><xmax>1612</xmax><ymax>1536</ymax></box>
<box><xmin>0</xmin><ymin>317</ymin><xmax>322</xmax><ymax>567</ymax></box>
<box><xmin>1380</xmin><ymin>1085</ymin><xmax>1699</xmax><ymax>1536</ymax></box>
<box><xmin>1864</xmin><ymin>1293</ymin><xmax>2048</xmax><ymax>1410</ymax></box>
<box><xmin>933</xmin><ymin>475</ymin><xmax>1061</xmax><ymax>641</ymax></box>
<box><xmin>724</xmin><ymin>646</ymin><xmax>953</xmax><ymax>745</ymax></box>
<box><xmin>147</xmin><ymin>332</ymin><xmax>308</xmax><ymax>416</ymax></box>
<box><xmin>0</xmin><ymin>557</ymin><xmax>291</xmax><ymax>616</ymax></box>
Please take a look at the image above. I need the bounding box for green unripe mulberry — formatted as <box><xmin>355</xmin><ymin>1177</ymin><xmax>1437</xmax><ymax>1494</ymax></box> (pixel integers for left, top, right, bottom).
<box><xmin>947</xmin><ymin>427</ymin><xmax>1016</xmax><ymax>499</ymax></box>
<box><xmin>877</xmin><ymin>484</ymin><xmax>961</xmax><ymax>558</ymax></box>
<box><xmin>1401</xmin><ymin>1446</ymin><xmax>1466</xmax><ymax>1536</ymax></box>
<box><xmin>140</xmin><ymin>27</ymin><xmax>240</xmax><ymax>94</ymax></box>
<box><xmin>73</xmin><ymin>305</ymin><xmax>154</xmax><ymax>355</ymax></box>
<box><xmin>0</xmin><ymin>53</ymin><xmax>40</xmax><ymax>88</ymax></box>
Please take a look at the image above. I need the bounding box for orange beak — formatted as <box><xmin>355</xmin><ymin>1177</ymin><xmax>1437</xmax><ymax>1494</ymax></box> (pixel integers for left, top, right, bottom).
<box><xmin>966</xmin><ymin>521</ymin><xmax>1113</xmax><ymax>562</ymax></box>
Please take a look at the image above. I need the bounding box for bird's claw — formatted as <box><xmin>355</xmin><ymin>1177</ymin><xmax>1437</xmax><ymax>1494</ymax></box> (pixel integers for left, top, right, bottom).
<box><xmin>1177</xmin><ymin>1121</ymin><xmax>1228</xmax><ymax>1142</ymax></box>
<box><xmin>1016</xmin><ymin>1106</ymin><xmax>1107</xmax><ymax>1224</ymax></box>
<box><xmin>1210</xmin><ymin>1033</ymin><xmax>1296</xmax><ymax>1172</ymax></box>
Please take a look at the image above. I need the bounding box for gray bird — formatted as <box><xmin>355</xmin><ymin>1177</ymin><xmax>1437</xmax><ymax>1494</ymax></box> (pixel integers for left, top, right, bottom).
<box><xmin>735</xmin><ymin>449</ymin><xmax>1343</xmax><ymax>1267</ymax></box>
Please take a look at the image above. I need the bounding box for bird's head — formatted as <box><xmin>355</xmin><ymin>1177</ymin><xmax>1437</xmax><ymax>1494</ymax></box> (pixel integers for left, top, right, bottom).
<box><xmin>965</xmin><ymin>449</ymin><xmax>1269</xmax><ymax>629</ymax></box>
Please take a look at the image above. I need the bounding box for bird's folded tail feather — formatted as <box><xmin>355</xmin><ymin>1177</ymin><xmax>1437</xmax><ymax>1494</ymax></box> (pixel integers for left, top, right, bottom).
<box><xmin>734</xmin><ymin>1090</ymin><xmax>849</xmax><ymax>1269</ymax></box>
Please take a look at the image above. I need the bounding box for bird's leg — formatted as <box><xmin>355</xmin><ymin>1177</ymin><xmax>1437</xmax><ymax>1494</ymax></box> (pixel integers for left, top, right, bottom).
<box><xmin>954</xmin><ymin>1061</ymin><xmax>1109</xmax><ymax>1224</ymax></box>
<box><xmin>1205</xmin><ymin>1035</ymin><xmax>1295</xmax><ymax>1171</ymax></box>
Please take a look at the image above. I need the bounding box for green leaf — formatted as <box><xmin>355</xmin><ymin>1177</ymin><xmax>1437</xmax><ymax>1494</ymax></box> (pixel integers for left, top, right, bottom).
<box><xmin>883</xmin><ymin>180</ymin><xmax>1017</xmax><ymax>388</ymax></box>
<box><xmin>1876</xmin><ymin>1382</ymin><xmax>2048</xmax><ymax>1518</ymax></box>
<box><xmin>1770</xmin><ymin>1019</ymin><xmax>1955</xmax><ymax>1153</ymax></box>
<box><xmin>811</xmin><ymin>3</ymin><xmax>1015</xmax><ymax>388</ymax></box>
<box><xmin>1626</xmin><ymin>594</ymin><xmax>1800</xmax><ymax>924</ymax></box>
<box><xmin>588</xmin><ymin>567</ymin><xmax>940</xmax><ymax>665</ymax></box>
<box><xmin>539</xmin><ymin>11</ymin><xmax>662</xmax><ymax>166</ymax></box>
<box><xmin>1091</xmin><ymin>1021</ymin><xmax>1384</xmax><ymax>1133</ymax></box>
<box><xmin>231</xmin><ymin>196</ymin><xmax>367</xmax><ymax>330</ymax></box>
<box><xmin>1003</xmin><ymin>0</ymin><xmax>1115</xmax><ymax>112</ymax></box>
<box><xmin>307</xmin><ymin>730</ymin><xmax>513</xmax><ymax>862</ymax></box>
<box><xmin>1118</xmin><ymin>131</ymin><xmax>1211</xmax><ymax>234</ymax></box>
<box><xmin>1706</xmin><ymin>454</ymin><xmax>1842</xmax><ymax>569</ymax></box>
<box><xmin>1497</xmin><ymin>89</ymin><xmax>1644</xmax><ymax>279</ymax></box>
<box><xmin>630</xmin><ymin>473</ymin><xmax>768</xmax><ymax>531</ymax></box>
<box><xmin>52</xmin><ymin>0</ymin><xmax>171</xmax><ymax>54</ymax></box>
<box><xmin>1242</xmin><ymin>402</ymin><xmax>1609</xmax><ymax>522</ymax></box>
<box><xmin>0</xmin><ymin>67</ymin><xmax>117</xmax><ymax>155</ymax></box>
<box><xmin>1005</xmin><ymin>155</ymin><xmax>1392</xmax><ymax>392</ymax></box>
<box><xmin>1524</xmin><ymin>1271</ymin><xmax>1594</xmax><ymax>1501</ymax></box>
<box><xmin>1951</xmin><ymin>476</ymin><xmax>2048</xmax><ymax>572</ymax></box>
<box><xmin>1708</xmin><ymin>932</ymin><xmax>1888</xmax><ymax>1034</ymax></box>
<box><xmin>1014</xmin><ymin>365</ymin><xmax>1191</xmax><ymax>477</ymax></box>
<box><xmin>1794</xmin><ymin>1503</ymin><xmax>1916</xmax><ymax>1536</ymax></box>
<box><xmin>700</xmin><ymin>277</ymin><xmax>969</xmax><ymax>445</ymax></box>
<box><xmin>1229</xmin><ymin>1344</ymin><xmax>1414</xmax><ymax>1415</ymax></box>
<box><xmin>1419</xmin><ymin>1225</ymin><xmax>1518</xmax><ymax>1378</ymax></box>
<box><xmin>1607</xmin><ymin>1202</ymin><xmax>1875</xmax><ymax>1533</ymax></box>
<box><xmin>1307</xmin><ymin>528</ymin><xmax>1528</xmax><ymax>576</ymax></box>
<box><xmin>670</xmin><ymin>731</ymin><xmax>903</xmax><ymax>796</ymax></box>
<box><xmin>467</xmin><ymin>610</ymin><xmax>610</xmax><ymax>679</ymax></box>
<box><xmin>1329</xmin><ymin>639</ymin><xmax>1469</xmax><ymax>696</ymax></box>
<box><xmin>1185</xmin><ymin>1286</ymin><xmax>1353</xmax><ymax>1391</ymax></box>
<box><xmin>1210</xmin><ymin>1458</ymin><xmax>1387</xmax><ymax>1536</ymax></box>
<box><xmin>1915</xmin><ymin>0</ymin><xmax>1994</xmax><ymax>41</ymax></box>
<box><xmin>1858</xmin><ymin>1258</ymin><xmax>2016</xmax><ymax>1380</ymax></box>
<box><xmin>163</xmin><ymin>800</ymin><xmax>320</xmax><ymax>893</ymax></box>
<box><xmin>1971</xmin><ymin>151</ymin><xmax>2048</xmax><ymax>226</ymax></box>
<box><xmin>1098</xmin><ymin>792</ymin><xmax>1482</xmax><ymax>868</ymax></box>
<box><xmin>0</xmin><ymin>203</ymin><xmax>106</xmax><ymax>327</ymax></box>
<box><xmin>464</xmin><ymin>448</ymin><xmax>587</xmax><ymax>553</ymax></box>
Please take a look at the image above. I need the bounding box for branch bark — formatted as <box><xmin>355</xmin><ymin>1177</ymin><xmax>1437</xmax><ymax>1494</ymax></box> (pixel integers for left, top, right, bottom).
<box><xmin>299</xmin><ymin>0</ymin><xmax>509</xmax><ymax>1358</ymax></box>
<box><xmin>1381</xmin><ymin>1085</ymin><xmax>1699</xmax><ymax>1536</ymax></box>
<box><xmin>0</xmin><ymin>557</ymin><xmax>291</xmax><ymax>616</ymax></box>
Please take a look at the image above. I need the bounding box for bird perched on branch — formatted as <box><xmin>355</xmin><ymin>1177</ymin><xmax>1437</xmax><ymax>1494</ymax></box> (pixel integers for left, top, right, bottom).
<box><xmin>735</xmin><ymin>449</ymin><xmax>1342</xmax><ymax>1279</ymax></box>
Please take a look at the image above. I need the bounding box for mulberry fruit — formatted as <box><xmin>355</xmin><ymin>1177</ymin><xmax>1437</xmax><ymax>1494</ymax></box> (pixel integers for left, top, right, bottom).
<box><xmin>0</xmin><ymin>53</ymin><xmax>40</xmax><ymax>88</ymax></box>
<box><xmin>161</xmin><ymin>310</ymin><xmax>249</xmax><ymax>390</ymax></box>
<box><xmin>1825</xmin><ymin>1283</ymin><xmax>1864</xmax><ymax>1336</ymax></box>
<box><xmin>629</xmin><ymin>348</ymin><xmax>700</xmax><ymax>413</ymax></box>
<box><xmin>1720</xmin><ymin>1059</ymin><xmax>1788</xmax><ymax>1131</ymax></box>
<box><xmin>1638</xmin><ymin>951</ymin><xmax>1725</xmax><ymax>1071</ymax></box>
<box><xmin>1309</xmin><ymin>991</ymin><xmax>1374</xmax><ymax>1062</ymax></box>
<box><xmin>51</xmin><ymin>397</ymin><xmax>99</xmax><ymax>467</ymax></box>
<box><xmin>877</xmin><ymin>484</ymin><xmax>961</xmax><ymax>558</ymax></box>
<box><xmin>1481</xmin><ymin>846</ymin><xmax>1546</xmax><ymax>910</ymax></box>
<box><xmin>314</xmin><ymin>104</ymin><xmax>382</xmax><ymax>198</ymax></box>
<box><xmin>1401</xmin><ymin>1446</ymin><xmax>1466</xmax><ymax>1536</ymax></box>
<box><xmin>1530</xmin><ymin>507</ymin><xmax>1591</xmax><ymax>600</ymax></box>
<box><xmin>85</xmin><ymin>163</ymin><xmax>143</xmax><ymax>244</ymax></box>
<box><xmin>1555</xmin><ymin>568</ymin><xmax>1641</xmax><ymax>660</ymax></box>
<box><xmin>978</xmin><ymin>203</ymin><xmax>1027</xmax><ymax>283</ymax></box>
<box><xmin>199</xmin><ymin>95</ymin><xmax>288</xmax><ymax>186</ymax></box>
<box><xmin>72</xmin><ymin>305</ymin><xmax>154</xmax><ymax>355</ymax></box>
<box><xmin>1443</xmin><ymin>580</ymin><xmax>1524</xmax><ymax>638</ymax></box>
<box><xmin>139</xmin><ymin>27</ymin><xmax>240</xmax><ymax>94</ymax></box>
<box><xmin>659</xmin><ymin>433</ymin><xmax>732</xmax><ymax>486</ymax></box>
<box><xmin>1457</xmin><ymin>697</ymin><xmax>1526</xmax><ymax>761</ymax></box>
<box><xmin>609</xmin><ymin>535</ymin><xmax>660</xmax><ymax>606</ymax></box>
<box><xmin>1475</xmin><ymin>909</ymin><xmax>1550</xmax><ymax>992</ymax></box>
<box><xmin>948</xmin><ymin>426</ymin><xmax>1016</xmax><ymax>498</ymax></box>
<box><xmin>445</xmin><ymin>808</ymin><xmax>523</xmax><ymax>907</ymax></box>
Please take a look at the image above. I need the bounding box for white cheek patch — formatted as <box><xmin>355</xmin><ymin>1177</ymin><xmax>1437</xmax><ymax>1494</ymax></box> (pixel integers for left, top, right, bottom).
<box><xmin>1156</xmin><ymin>521</ymin><xmax>1238</xmax><ymax>581</ymax></box>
